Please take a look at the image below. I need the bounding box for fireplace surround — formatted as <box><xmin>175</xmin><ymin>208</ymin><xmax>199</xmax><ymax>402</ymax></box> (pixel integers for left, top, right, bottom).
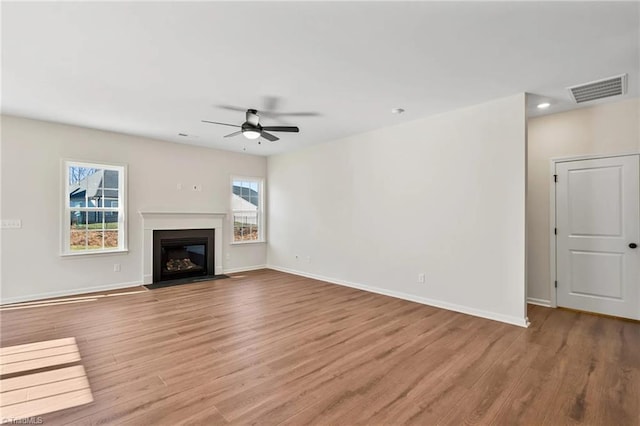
<box><xmin>140</xmin><ymin>212</ymin><xmax>225</xmax><ymax>285</ymax></box>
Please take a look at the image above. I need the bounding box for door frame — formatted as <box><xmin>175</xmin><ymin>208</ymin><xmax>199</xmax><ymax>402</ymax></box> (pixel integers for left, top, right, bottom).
<box><xmin>549</xmin><ymin>152</ymin><xmax>640</xmax><ymax>308</ymax></box>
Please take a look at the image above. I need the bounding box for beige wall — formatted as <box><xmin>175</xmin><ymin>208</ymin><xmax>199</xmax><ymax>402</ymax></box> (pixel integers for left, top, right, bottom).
<box><xmin>527</xmin><ymin>97</ymin><xmax>640</xmax><ymax>303</ymax></box>
<box><xmin>1</xmin><ymin>116</ymin><xmax>267</xmax><ymax>303</ymax></box>
<box><xmin>268</xmin><ymin>94</ymin><xmax>528</xmax><ymax>326</ymax></box>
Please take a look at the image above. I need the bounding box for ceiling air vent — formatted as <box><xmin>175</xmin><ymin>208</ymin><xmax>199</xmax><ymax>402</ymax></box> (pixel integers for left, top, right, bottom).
<box><xmin>568</xmin><ymin>74</ymin><xmax>627</xmax><ymax>103</ymax></box>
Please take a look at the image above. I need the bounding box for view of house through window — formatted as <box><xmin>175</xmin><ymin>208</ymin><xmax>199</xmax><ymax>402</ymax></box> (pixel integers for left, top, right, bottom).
<box><xmin>232</xmin><ymin>178</ymin><xmax>262</xmax><ymax>242</ymax></box>
<box><xmin>64</xmin><ymin>161</ymin><xmax>125</xmax><ymax>253</ymax></box>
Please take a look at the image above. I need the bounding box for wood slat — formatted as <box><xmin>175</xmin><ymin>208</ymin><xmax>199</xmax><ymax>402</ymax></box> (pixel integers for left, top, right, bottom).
<box><xmin>1</xmin><ymin>376</ymin><xmax>90</xmax><ymax>406</ymax></box>
<box><xmin>0</xmin><ymin>338</ymin><xmax>76</xmax><ymax>356</ymax></box>
<box><xmin>1</xmin><ymin>351</ymin><xmax>81</xmax><ymax>375</ymax></box>
<box><xmin>0</xmin><ymin>365</ymin><xmax>87</xmax><ymax>393</ymax></box>
<box><xmin>1</xmin><ymin>344</ymin><xmax>79</xmax><ymax>365</ymax></box>
<box><xmin>0</xmin><ymin>388</ymin><xmax>93</xmax><ymax>420</ymax></box>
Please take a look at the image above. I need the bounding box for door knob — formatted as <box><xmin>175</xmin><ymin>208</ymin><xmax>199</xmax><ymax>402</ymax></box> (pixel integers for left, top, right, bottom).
<box><xmin>630</xmin><ymin>243</ymin><xmax>638</xmax><ymax>249</ymax></box>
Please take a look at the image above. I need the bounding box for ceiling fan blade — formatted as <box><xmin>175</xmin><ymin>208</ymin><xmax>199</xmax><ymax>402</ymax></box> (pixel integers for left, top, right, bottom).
<box><xmin>224</xmin><ymin>131</ymin><xmax>242</xmax><ymax>138</ymax></box>
<box><xmin>201</xmin><ymin>120</ymin><xmax>240</xmax><ymax>128</ymax></box>
<box><xmin>260</xmin><ymin>131</ymin><xmax>279</xmax><ymax>142</ymax></box>
<box><xmin>260</xmin><ymin>111</ymin><xmax>320</xmax><ymax>118</ymax></box>
<box><xmin>263</xmin><ymin>96</ymin><xmax>280</xmax><ymax>112</ymax></box>
<box><xmin>217</xmin><ymin>105</ymin><xmax>247</xmax><ymax>113</ymax></box>
<box><xmin>262</xmin><ymin>126</ymin><xmax>299</xmax><ymax>133</ymax></box>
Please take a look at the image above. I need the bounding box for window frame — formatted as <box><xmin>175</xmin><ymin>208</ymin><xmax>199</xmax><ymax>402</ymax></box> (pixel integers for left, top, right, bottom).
<box><xmin>230</xmin><ymin>175</ymin><xmax>265</xmax><ymax>245</ymax></box>
<box><xmin>61</xmin><ymin>159</ymin><xmax>128</xmax><ymax>256</ymax></box>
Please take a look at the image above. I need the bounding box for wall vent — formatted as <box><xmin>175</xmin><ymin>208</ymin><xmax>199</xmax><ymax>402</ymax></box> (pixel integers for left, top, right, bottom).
<box><xmin>567</xmin><ymin>74</ymin><xmax>627</xmax><ymax>103</ymax></box>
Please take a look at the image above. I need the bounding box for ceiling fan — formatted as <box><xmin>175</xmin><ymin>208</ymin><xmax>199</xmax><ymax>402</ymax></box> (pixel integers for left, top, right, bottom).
<box><xmin>202</xmin><ymin>109</ymin><xmax>299</xmax><ymax>142</ymax></box>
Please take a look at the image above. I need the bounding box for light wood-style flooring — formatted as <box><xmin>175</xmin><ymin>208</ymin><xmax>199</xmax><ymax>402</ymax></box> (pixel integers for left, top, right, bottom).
<box><xmin>1</xmin><ymin>269</ymin><xmax>638</xmax><ymax>425</ymax></box>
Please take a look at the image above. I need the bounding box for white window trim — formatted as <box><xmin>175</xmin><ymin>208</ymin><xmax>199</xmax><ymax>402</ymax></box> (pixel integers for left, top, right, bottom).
<box><xmin>61</xmin><ymin>159</ymin><xmax>128</xmax><ymax>256</ymax></box>
<box><xmin>230</xmin><ymin>175</ymin><xmax>266</xmax><ymax>245</ymax></box>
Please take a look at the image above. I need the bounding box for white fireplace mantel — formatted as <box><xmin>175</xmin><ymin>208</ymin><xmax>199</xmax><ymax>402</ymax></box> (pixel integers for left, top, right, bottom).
<box><xmin>140</xmin><ymin>211</ymin><xmax>226</xmax><ymax>284</ymax></box>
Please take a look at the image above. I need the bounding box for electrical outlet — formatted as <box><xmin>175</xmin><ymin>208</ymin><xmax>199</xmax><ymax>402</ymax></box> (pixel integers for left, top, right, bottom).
<box><xmin>192</xmin><ymin>184</ymin><xmax>202</xmax><ymax>192</ymax></box>
<box><xmin>1</xmin><ymin>220</ymin><xmax>22</xmax><ymax>229</ymax></box>
<box><xmin>113</xmin><ymin>264</ymin><xmax>121</xmax><ymax>272</ymax></box>
<box><xmin>418</xmin><ymin>273</ymin><xmax>425</xmax><ymax>283</ymax></box>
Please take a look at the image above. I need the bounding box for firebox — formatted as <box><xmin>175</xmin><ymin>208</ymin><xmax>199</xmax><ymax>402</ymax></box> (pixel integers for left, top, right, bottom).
<box><xmin>152</xmin><ymin>229</ymin><xmax>215</xmax><ymax>283</ymax></box>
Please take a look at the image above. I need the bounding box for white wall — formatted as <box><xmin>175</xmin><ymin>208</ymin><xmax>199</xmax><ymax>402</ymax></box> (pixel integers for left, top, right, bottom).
<box><xmin>527</xmin><ymin>97</ymin><xmax>640</xmax><ymax>304</ymax></box>
<box><xmin>267</xmin><ymin>94</ymin><xmax>528</xmax><ymax>326</ymax></box>
<box><xmin>0</xmin><ymin>115</ymin><xmax>267</xmax><ymax>303</ymax></box>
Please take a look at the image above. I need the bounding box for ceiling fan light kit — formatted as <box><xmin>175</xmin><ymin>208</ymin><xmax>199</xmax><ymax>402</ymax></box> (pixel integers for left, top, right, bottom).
<box><xmin>202</xmin><ymin>108</ymin><xmax>300</xmax><ymax>143</ymax></box>
<box><xmin>242</xmin><ymin>129</ymin><xmax>261</xmax><ymax>140</ymax></box>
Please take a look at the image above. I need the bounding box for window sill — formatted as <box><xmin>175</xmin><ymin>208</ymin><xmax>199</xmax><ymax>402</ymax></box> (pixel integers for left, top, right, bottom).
<box><xmin>230</xmin><ymin>240</ymin><xmax>267</xmax><ymax>246</ymax></box>
<box><xmin>60</xmin><ymin>249</ymin><xmax>129</xmax><ymax>258</ymax></box>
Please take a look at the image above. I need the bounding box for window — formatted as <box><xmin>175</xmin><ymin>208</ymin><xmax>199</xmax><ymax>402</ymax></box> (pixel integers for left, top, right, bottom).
<box><xmin>63</xmin><ymin>161</ymin><xmax>126</xmax><ymax>254</ymax></box>
<box><xmin>231</xmin><ymin>177</ymin><xmax>264</xmax><ymax>243</ymax></box>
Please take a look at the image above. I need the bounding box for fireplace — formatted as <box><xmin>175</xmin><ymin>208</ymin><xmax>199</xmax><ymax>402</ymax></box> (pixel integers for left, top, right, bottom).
<box><xmin>140</xmin><ymin>211</ymin><xmax>225</xmax><ymax>285</ymax></box>
<box><xmin>153</xmin><ymin>229</ymin><xmax>215</xmax><ymax>283</ymax></box>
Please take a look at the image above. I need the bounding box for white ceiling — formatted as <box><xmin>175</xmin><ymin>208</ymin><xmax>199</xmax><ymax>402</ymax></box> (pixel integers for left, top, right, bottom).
<box><xmin>2</xmin><ymin>1</ymin><xmax>638</xmax><ymax>156</ymax></box>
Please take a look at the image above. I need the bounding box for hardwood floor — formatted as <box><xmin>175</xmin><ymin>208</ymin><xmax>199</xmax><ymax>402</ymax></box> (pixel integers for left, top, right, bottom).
<box><xmin>1</xmin><ymin>269</ymin><xmax>638</xmax><ymax>425</ymax></box>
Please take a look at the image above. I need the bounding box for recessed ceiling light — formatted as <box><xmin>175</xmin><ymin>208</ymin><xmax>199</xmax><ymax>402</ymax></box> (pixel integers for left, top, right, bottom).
<box><xmin>537</xmin><ymin>102</ymin><xmax>551</xmax><ymax>109</ymax></box>
<box><xmin>391</xmin><ymin>108</ymin><xmax>405</xmax><ymax>114</ymax></box>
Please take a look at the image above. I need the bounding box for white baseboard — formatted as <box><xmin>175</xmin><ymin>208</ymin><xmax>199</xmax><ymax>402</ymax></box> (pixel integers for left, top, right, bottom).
<box><xmin>527</xmin><ymin>297</ymin><xmax>552</xmax><ymax>307</ymax></box>
<box><xmin>2</xmin><ymin>264</ymin><xmax>267</xmax><ymax>304</ymax></box>
<box><xmin>267</xmin><ymin>265</ymin><xmax>529</xmax><ymax>328</ymax></box>
<box><xmin>223</xmin><ymin>264</ymin><xmax>267</xmax><ymax>274</ymax></box>
<box><xmin>0</xmin><ymin>280</ymin><xmax>144</xmax><ymax>305</ymax></box>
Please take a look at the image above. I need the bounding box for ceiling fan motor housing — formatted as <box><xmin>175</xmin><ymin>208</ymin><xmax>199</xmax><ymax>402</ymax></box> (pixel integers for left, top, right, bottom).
<box><xmin>242</xmin><ymin>122</ymin><xmax>261</xmax><ymax>131</ymax></box>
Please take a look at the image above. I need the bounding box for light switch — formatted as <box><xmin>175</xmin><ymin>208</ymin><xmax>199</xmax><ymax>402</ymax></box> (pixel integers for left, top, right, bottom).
<box><xmin>1</xmin><ymin>220</ymin><xmax>22</xmax><ymax>229</ymax></box>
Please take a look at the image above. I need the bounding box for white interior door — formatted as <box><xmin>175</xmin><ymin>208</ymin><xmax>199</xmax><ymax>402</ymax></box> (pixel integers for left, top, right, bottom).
<box><xmin>555</xmin><ymin>154</ymin><xmax>640</xmax><ymax>320</ymax></box>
